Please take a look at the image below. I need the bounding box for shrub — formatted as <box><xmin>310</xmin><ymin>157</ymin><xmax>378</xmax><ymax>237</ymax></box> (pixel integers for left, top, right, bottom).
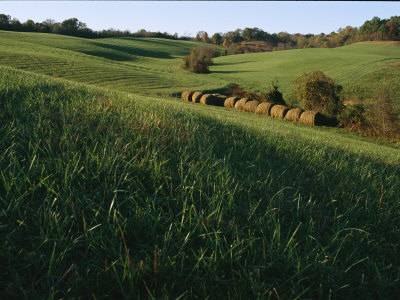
<box><xmin>260</xmin><ymin>81</ymin><xmax>285</xmax><ymax>105</ymax></box>
<box><xmin>367</xmin><ymin>91</ymin><xmax>400</xmax><ymax>139</ymax></box>
<box><xmin>339</xmin><ymin>103</ymin><xmax>368</xmax><ymax>131</ymax></box>
<box><xmin>182</xmin><ymin>46</ymin><xmax>220</xmax><ymax>74</ymax></box>
<box><xmin>232</xmin><ymin>81</ymin><xmax>286</xmax><ymax>105</ymax></box>
<box><xmin>292</xmin><ymin>71</ymin><xmax>344</xmax><ymax>117</ymax></box>
<box><xmin>339</xmin><ymin>92</ymin><xmax>400</xmax><ymax>141</ymax></box>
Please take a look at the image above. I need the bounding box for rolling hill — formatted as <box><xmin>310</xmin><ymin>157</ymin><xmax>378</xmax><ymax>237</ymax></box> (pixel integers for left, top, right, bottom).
<box><xmin>1</xmin><ymin>31</ymin><xmax>400</xmax><ymax>298</ymax></box>
<box><xmin>0</xmin><ymin>31</ymin><xmax>400</xmax><ymax>105</ymax></box>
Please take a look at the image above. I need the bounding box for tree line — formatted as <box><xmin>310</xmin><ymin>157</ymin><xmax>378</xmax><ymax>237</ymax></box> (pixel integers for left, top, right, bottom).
<box><xmin>1</xmin><ymin>13</ymin><xmax>399</xmax><ymax>51</ymax></box>
<box><xmin>0</xmin><ymin>14</ymin><xmax>190</xmax><ymax>40</ymax></box>
<box><xmin>202</xmin><ymin>16</ymin><xmax>400</xmax><ymax>54</ymax></box>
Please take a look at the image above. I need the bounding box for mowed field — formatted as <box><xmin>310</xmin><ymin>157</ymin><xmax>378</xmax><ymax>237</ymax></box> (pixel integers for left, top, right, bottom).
<box><xmin>1</xmin><ymin>31</ymin><xmax>400</xmax><ymax>298</ymax></box>
<box><xmin>1</xmin><ymin>31</ymin><xmax>400</xmax><ymax>105</ymax></box>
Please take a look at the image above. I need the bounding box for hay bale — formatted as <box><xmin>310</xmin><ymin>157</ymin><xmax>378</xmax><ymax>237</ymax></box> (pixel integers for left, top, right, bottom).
<box><xmin>215</xmin><ymin>94</ymin><xmax>228</xmax><ymax>100</ymax></box>
<box><xmin>255</xmin><ymin>102</ymin><xmax>275</xmax><ymax>116</ymax></box>
<box><xmin>200</xmin><ymin>94</ymin><xmax>213</xmax><ymax>105</ymax></box>
<box><xmin>224</xmin><ymin>97</ymin><xmax>240</xmax><ymax>108</ymax></box>
<box><xmin>213</xmin><ymin>94</ymin><xmax>228</xmax><ymax>106</ymax></box>
<box><xmin>181</xmin><ymin>90</ymin><xmax>189</xmax><ymax>101</ymax></box>
<box><xmin>186</xmin><ymin>91</ymin><xmax>195</xmax><ymax>101</ymax></box>
<box><xmin>299</xmin><ymin>111</ymin><xmax>324</xmax><ymax>126</ymax></box>
<box><xmin>244</xmin><ymin>100</ymin><xmax>260</xmax><ymax>113</ymax></box>
<box><xmin>181</xmin><ymin>90</ymin><xmax>188</xmax><ymax>100</ymax></box>
<box><xmin>284</xmin><ymin>108</ymin><xmax>304</xmax><ymax>122</ymax></box>
<box><xmin>181</xmin><ymin>90</ymin><xmax>195</xmax><ymax>101</ymax></box>
<box><xmin>192</xmin><ymin>92</ymin><xmax>203</xmax><ymax>103</ymax></box>
<box><xmin>270</xmin><ymin>105</ymin><xmax>289</xmax><ymax>119</ymax></box>
<box><xmin>200</xmin><ymin>94</ymin><xmax>223</xmax><ymax>106</ymax></box>
<box><xmin>234</xmin><ymin>98</ymin><xmax>250</xmax><ymax>111</ymax></box>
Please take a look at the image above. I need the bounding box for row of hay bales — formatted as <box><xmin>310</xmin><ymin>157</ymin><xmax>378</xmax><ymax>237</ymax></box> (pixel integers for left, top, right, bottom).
<box><xmin>181</xmin><ymin>91</ymin><xmax>324</xmax><ymax>126</ymax></box>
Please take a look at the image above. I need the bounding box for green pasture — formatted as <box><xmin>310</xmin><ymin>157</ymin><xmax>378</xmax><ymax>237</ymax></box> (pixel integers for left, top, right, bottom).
<box><xmin>1</xmin><ymin>65</ymin><xmax>400</xmax><ymax>299</ymax></box>
<box><xmin>1</xmin><ymin>31</ymin><xmax>400</xmax><ymax>298</ymax></box>
<box><xmin>1</xmin><ymin>31</ymin><xmax>399</xmax><ymax>104</ymax></box>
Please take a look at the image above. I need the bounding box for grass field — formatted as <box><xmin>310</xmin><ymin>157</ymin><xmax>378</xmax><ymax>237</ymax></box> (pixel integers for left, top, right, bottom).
<box><xmin>1</xmin><ymin>31</ymin><xmax>400</xmax><ymax>298</ymax></box>
<box><xmin>1</xmin><ymin>31</ymin><xmax>400</xmax><ymax>105</ymax></box>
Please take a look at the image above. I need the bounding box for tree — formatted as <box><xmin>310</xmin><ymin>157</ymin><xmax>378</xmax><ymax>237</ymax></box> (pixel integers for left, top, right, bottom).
<box><xmin>360</xmin><ymin>16</ymin><xmax>383</xmax><ymax>34</ymax></box>
<box><xmin>11</xmin><ymin>18</ymin><xmax>22</xmax><ymax>31</ymax></box>
<box><xmin>202</xmin><ymin>32</ymin><xmax>209</xmax><ymax>43</ymax></box>
<box><xmin>0</xmin><ymin>14</ymin><xmax>11</xmax><ymax>26</ymax></box>
<box><xmin>194</xmin><ymin>32</ymin><xmax>202</xmax><ymax>41</ymax></box>
<box><xmin>242</xmin><ymin>28</ymin><xmax>253</xmax><ymax>41</ymax></box>
<box><xmin>232</xmin><ymin>29</ymin><xmax>243</xmax><ymax>43</ymax></box>
<box><xmin>211</xmin><ymin>33</ymin><xmax>222</xmax><ymax>45</ymax></box>
<box><xmin>23</xmin><ymin>19</ymin><xmax>35</xmax><ymax>32</ymax></box>
<box><xmin>61</xmin><ymin>18</ymin><xmax>80</xmax><ymax>35</ymax></box>
<box><xmin>292</xmin><ymin>71</ymin><xmax>344</xmax><ymax>116</ymax></box>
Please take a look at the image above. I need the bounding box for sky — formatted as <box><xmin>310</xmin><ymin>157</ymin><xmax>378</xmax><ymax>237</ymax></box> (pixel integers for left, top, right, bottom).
<box><xmin>1</xmin><ymin>1</ymin><xmax>399</xmax><ymax>37</ymax></box>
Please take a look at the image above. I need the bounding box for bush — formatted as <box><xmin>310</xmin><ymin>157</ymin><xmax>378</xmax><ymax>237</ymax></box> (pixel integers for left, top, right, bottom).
<box><xmin>260</xmin><ymin>81</ymin><xmax>285</xmax><ymax>105</ymax></box>
<box><xmin>292</xmin><ymin>71</ymin><xmax>344</xmax><ymax>117</ymax></box>
<box><xmin>232</xmin><ymin>81</ymin><xmax>286</xmax><ymax>105</ymax></box>
<box><xmin>182</xmin><ymin>46</ymin><xmax>220</xmax><ymax>74</ymax></box>
<box><xmin>339</xmin><ymin>92</ymin><xmax>400</xmax><ymax>141</ymax></box>
<box><xmin>368</xmin><ymin>91</ymin><xmax>400</xmax><ymax>139</ymax></box>
<box><xmin>339</xmin><ymin>103</ymin><xmax>368</xmax><ymax>131</ymax></box>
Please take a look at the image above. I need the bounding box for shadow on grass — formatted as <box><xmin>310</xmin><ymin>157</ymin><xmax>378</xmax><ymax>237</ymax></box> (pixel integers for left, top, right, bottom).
<box><xmin>2</xmin><ymin>68</ymin><xmax>400</xmax><ymax>298</ymax></box>
<box><xmin>79</xmin><ymin>40</ymin><xmax>174</xmax><ymax>61</ymax></box>
<box><xmin>214</xmin><ymin>60</ymin><xmax>256</xmax><ymax>66</ymax></box>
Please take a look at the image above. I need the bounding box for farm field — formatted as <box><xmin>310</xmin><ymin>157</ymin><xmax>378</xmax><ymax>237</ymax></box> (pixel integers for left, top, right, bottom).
<box><xmin>1</xmin><ymin>31</ymin><xmax>400</xmax><ymax>298</ymax></box>
<box><xmin>0</xmin><ymin>31</ymin><xmax>400</xmax><ymax>107</ymax></box>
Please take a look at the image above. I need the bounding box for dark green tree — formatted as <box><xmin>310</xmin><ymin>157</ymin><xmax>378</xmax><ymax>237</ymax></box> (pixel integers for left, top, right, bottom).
<box><xmin>211</xmin><ymin>33</ymin><xmax>222</xmax><ymax>45</ymax></box>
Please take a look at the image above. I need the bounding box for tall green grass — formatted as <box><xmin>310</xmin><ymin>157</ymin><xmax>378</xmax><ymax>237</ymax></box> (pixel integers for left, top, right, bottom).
<box><xmin>1</xmin><ymin>67</ymin><xmax>399</xmax><ymax>298</ymax></box>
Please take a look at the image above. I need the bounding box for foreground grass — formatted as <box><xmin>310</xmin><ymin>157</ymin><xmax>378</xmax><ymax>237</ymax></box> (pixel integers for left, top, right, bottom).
<box><xmin>1</xmin><ymin>67</ymin><xmax>400</xmax><ymax>298</ymax></box>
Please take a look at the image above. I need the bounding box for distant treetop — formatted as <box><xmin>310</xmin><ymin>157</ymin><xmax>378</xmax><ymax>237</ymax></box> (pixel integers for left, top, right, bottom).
<box><xmin>0</xmin><ymin>14</ymin><xmax>399</xmax><ymax>51</ymax></box>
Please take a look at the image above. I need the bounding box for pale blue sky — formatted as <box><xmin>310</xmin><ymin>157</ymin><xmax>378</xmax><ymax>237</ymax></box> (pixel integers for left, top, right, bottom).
<box><xmin>1</xmin><ymin>1</ymin><xmax>399</xmax><ymax>37</ymax></box>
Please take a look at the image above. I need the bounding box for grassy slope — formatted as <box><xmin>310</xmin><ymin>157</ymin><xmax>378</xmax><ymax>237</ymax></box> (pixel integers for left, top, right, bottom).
<box><xmin>210</xmin><ymin>43</ymin><xmax>400</xmax><ymax>109</ymax></box>
<box><xmin>1</xmin><ymin>32</ymin><xmax>400</xmax><ymax>298</ymax></box>
<box><xmin>0</xmin><ymin>31</ymin><xmax>226</xmax><ymax>96</ymax></box>
<box><xmin>210</xmin><ymin>43</ymin><xmax>400</xmax><ymax>89</ymax></box>
<box><xmin>1</xmin><ymin>67</ymin><xmax>400</xmax><ymax>299</ymax></box>
<box><xmin>0</xmin><ymin>31</ymin><xmax>399</xmax><ymax>105</ymax></box>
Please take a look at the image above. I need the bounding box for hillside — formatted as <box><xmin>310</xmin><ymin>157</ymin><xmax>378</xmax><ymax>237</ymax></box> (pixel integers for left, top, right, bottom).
<box><xmin>211</xmin><ymin>42</ymin><xmax>400</xmax><ymax>92</ymax></box>
<box><xmin>1</xmin><ymin>31</ymin><xmax>400</xmax><ymax>298</ymax></box>
<box><xmin>0</xmin><ymin>31</ymin><xmax>400</xmax><ymax>106</ymax></box>
<box><xmin>0</xmin><ymin>31</ymin><xmax>227</xmax><ymax>96</ymax></box>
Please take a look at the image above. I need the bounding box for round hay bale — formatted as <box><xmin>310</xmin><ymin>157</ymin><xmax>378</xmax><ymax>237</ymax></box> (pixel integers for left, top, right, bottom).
<box><xmin>213</xmin><ymin>94</ymin><xmax>228</xmax><ymax>106</ymax></box>
<box><xmin>200</xmin><ymin>94</ymin><xmax>222</xmax><ymax>106</ymax></box>
<box><xmin>270</xmin><ymin>105</ymin><xmax>289</xmax><ymax>119</ymax></box>
<box><xmin>255</xmin><ymin>102</ymin><xmax>275</xmax><ymax>116</ymax></box>
<box><xmin>181</xmin><ymin>90</ymin><xmax>188</xmax><ymax>100</ymax></box>
<box><xmin>284</xmin><ymin>108</ymin><xmax>304</xmax><ymax>122</ymax></box>
<box><xmin>186</xmin><ymin>90</ymin><xmax>195</xmax><ymax>101</ymax></box>
<box><xmin>224</xmin><ymin>97</ymin><xmax>240</xmax><ymax>108</ymax></box>
<box><xmin>234</xmin><ymin>98</ymin><xmax>250</xmax><ymax>111</ymax></box>
<box><xmin>299</xmin><ymin>111</ymin><xmax>324</xmax><ymax>126</ymax></box>
<box><xmin>244</xmin><ymin>100</ymin><xmax>260</xmax><ymax>113</ymax></box>
<box><xmin>215</xmin><ymin>94</ymin><xmax>228</xmax><ymax>100</ymax></box>
<box><xmin>181</xmin><ymin>90</ymin><xmax>195</xmax><ymax>101</ymax></box>
<box><xmin>192</xmin><ymin>92</ymin><xmax>203</xmax><ymax>103</ymax></box>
